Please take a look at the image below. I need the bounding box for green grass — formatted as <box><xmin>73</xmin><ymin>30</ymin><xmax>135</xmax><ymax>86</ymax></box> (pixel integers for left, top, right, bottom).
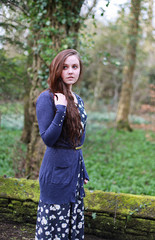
<box><xmin>83</xmin><ymin>125</ymin><xmax>155</xmax><ymax>196</ymax></box>
<box><xmin>0</xmin><ymin>102</ymin><xmax>154</xmax><ymax>196</ymax></box>
<box><xmin>0</xmin><ymin>128</ymin><xmax>26</xmax><ymax>177</ymax></box>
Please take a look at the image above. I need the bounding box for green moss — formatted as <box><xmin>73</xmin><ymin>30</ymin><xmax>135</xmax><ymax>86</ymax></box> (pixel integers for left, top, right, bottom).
<box><xmin>0</xmin><ymin>177</ymin><xmax>155</xmax><ymax>239</ymax></box>
<box><xmin>84</xmin><ymin>189</ymin><xmax>155</xmax><ymax>218</ymax></box>
<box><xmin>0</xmin><ymin>198</ymin><xmax>9</xmax><ymax>206</ymax></box>
<box><xmin>0</xmin><ymin>177</ymin><xmax>40</xmax><ymax>202</ymax></box>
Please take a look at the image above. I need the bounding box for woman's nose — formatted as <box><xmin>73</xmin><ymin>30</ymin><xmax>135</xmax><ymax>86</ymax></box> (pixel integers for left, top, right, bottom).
<box><xmin>68</xmin><ymin>67</ymin><xmax>73</xmax><ymax>73</ymax></box>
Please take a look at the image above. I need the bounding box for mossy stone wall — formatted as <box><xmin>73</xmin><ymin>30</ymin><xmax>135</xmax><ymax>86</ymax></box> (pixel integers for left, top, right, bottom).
<box><xmin>0</xmin><ymin>177</ymin><xmax>155</xmax><ymax>240</ymax></box>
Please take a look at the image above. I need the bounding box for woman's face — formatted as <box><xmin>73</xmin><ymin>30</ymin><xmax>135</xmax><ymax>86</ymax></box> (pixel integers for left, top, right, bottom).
<box><xmin>61</xmin><ymin>55</ymin><xmax>80</xmax><ymax>90</ymax></box>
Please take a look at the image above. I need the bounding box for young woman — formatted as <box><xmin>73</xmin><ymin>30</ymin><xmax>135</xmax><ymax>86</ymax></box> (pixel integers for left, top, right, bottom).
<box><xmin>35</xmin><ymin>49</ymin><xmax>89</xmax><ymax>240</ymax></box>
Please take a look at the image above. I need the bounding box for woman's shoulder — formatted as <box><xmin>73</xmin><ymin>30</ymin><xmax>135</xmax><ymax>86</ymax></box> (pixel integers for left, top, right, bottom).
<box><xmin>36</xmin><ymin>89</ymin><xmax>54</xmax><ymax>105</ymax></box>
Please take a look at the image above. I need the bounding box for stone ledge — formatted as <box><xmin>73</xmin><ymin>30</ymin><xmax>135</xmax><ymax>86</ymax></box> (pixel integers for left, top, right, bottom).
<box><xmin>0</xmin><ymin>177</ymin><xmax>155</xmax><ymax>240</ymax></box>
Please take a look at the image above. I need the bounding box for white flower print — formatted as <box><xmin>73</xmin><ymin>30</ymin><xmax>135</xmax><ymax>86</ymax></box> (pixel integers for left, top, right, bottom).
<box><xmin>45</xmin><ymin>209</ymin><xmax>49</xmax><ymax>214</ymax></box>
<box><xmin>45</xmin><ymin>231</ymin><xmax>50</xmax><ymax>235</ymax></box>
<box><xmin>54</xmin><ymin>204</ymin><xmax>61</xmax><ymax>210</ymax></box>
<box><xmin>79</xmin><ymin>104</ymin><xmax>82</xmax><ymax>108</ymax></box>
<box><xmin>50</xmin><ymin>205</ymin><xmax>55</xmax><ymax>211</ymax></box>
<box><xmin>37</xmin><ymin>217</ymin><xmax>41</xmax><ymax>222</ymax></box>
<box><xmin>78</xmin><ymin>222</ymin><xmax>83</xmax><ymax>229</ymax></box>
<box><xmin>67</xmin><ymin>211</ymin><xmax>70</xmax><ymax>217</ymax></box>
<box><xmin>65</xmin><ymin>228</ymin><xmax>69</xmax><ymax>233</ymax></box>
<box><xmin>41</xmin><ymin>217</ymin><xmax>47</xmax><ymax>225</ymax></box>
<box><xmin>55</xmin><ymin>236</ymin><xmax>61</xmax><ymax>240</ymax></box>
<box><xmin>38</xmin><ymin>227</ymin><xmax>42</xmax><ymax>235</ymax></box>
<box><xmin>62</xmin><ymin>223</ymin><xmax>67</xmax><ymax>228</ymax></box>
<box><xmin>59</xmin><ymin>216</ymin><xmax>63</xmax><ymax>220</ymax></box>
<box><xmin>50</xmin><ymin>214</ymin><xmax>56</xmax><ymax>220</ymax></box>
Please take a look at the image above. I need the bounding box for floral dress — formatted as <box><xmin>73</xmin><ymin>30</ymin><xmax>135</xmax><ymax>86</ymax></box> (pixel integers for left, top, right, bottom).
<box><xmin>35</xmin><ymin>95</ymin><xmax>87</xmax><ymax>240</ymax></box>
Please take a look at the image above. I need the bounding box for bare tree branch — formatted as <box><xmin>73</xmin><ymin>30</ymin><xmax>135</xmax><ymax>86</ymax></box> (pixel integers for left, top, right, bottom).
<box><xmin>0</xmin><ymin>14</ymin><xmax>27</xmax><ymax>28</ymax></box>
<box><xmin>82</xmin><ymin>0</ymin><xmax>98</xmax><ymax>18</ymax></box>
<box><xmin>1</xmin><ymin>0</ymin><xmax>29</xmax><ymax>16</ymax></box>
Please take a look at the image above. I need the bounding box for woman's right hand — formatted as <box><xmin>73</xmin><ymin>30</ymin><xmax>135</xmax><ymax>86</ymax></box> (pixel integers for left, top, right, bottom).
<box><xmin>54</xmin><ymin>93</ymin><xmax>67</xmax><ymax>106</ymax></box>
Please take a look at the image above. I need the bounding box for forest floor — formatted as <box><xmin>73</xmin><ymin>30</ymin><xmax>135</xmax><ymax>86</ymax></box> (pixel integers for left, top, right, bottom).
<box><xmin>0</xmin><ymin>222</ymin><xmax>108</xmax><ymax>240</ymax></box>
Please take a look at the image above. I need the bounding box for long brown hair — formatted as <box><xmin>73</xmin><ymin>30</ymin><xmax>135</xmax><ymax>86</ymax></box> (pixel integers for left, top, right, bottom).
<box><xmin>48</xmin><ymin>49</ymin><xmax>83</xmax><ymax>147</ymax></box>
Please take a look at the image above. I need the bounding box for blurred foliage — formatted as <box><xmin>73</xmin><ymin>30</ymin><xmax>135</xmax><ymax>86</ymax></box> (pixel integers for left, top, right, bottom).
<box><xmin>0</xmin><ymin>128</ymin><xmax>27</xmax><ymax>177</ymax></box>
<box><xmin>0</xmin><ymin>49</ymin><xmax>28</xmax><ymax>100</ymax></box>
<box><xmin>0</xmin><ymin>102</ymin><xmax>24</xmax><ymax>129</ymax></box>
<box><xmin>0</xmin><ymin>0</ymin><xmax>154</xmax><ymax>109</ymax></box>
<box><xmin>0</xmin><ymin>129</ymin><xmax>19</xmax><ymax>177</ymax></box>
<box><xmin>0</xmin><ymin>0</ymin><xmax>89</xmax><ymax>90</ymax></box>
<box><xmin>0</xmin><ymin>102</ymin><xmax>23</xmax><ymax>115</ymax></box>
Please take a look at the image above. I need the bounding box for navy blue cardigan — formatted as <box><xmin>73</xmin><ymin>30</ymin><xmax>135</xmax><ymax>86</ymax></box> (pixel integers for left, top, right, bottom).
<box><xmin>36</xmin><ymin>89</ymin><xmax>89</xmax><ymax>204</ymax></box>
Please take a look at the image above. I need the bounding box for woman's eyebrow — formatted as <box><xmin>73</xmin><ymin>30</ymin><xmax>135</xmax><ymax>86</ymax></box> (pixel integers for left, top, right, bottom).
<box><xmin>63</xmin><ymin>63</ymin><xmax>79</xmax><ymax>66</ymax></box>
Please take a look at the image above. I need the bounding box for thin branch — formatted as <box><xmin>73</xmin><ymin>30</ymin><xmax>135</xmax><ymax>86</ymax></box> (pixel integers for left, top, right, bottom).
<box><xmin>83</xmin><ymin>0</ymin><xmax>98</xmax><ymax>18</ymax></box>
<box><xmin>0</xmin><ymin>21</ymin><xmax>26</xmax><ymax>30</ymax></box>
<box><xmin>0</xmin><ymin>35</ymin><xmax>25</xmax><ymax>48</ymax></box>
<box><xmin>0</xmin><ymin>15</ymin><xmax>27</xmax><ymax>28</ymax></box>
<box><xmin>1</xmin><ymin>0</ymin><xmax>29</xmax><ymax>16</ymax></box>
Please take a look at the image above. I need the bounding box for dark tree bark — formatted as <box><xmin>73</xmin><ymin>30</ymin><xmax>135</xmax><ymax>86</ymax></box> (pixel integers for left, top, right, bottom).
<box><xmin>116</xmin><ymin>0</ymin><xmax>142</xmax><ymax>130</ymax></box>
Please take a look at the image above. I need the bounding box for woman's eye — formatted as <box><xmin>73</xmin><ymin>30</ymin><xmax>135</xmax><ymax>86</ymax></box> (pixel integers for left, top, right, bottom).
<box><xmin>63</xmin><ymin>66</ymin><xmax>67</xmax><ymax>69</ymax></box>
<box><xmin>73</xmin><ymin>65</ymin><xmax>78</xmax><ymax>69</ymax></box>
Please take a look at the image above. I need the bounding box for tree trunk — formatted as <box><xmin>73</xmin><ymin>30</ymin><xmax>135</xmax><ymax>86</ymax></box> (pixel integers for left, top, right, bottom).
<box><xmin>26</xmin><ymin>39</ymin><xmax>45</xmax><ymax>178</ymax></box>
<box><xmin>93</xmin><ymin>64</ymin><xmax>104</xmax><ymax>109</ymax></box>
<box><xmin>116</xmin><ymin>0</ymin><xmax>141</xmax><ymax>130</ymax></box>
<box><xmin>147</xmin><ymin>0</ymin><xmax>153</xmax><ymax>41</ymax></box>
<box><xmin>26</xmin><ymin>0</ymin><xmax>85</xmax><ymax>179</ymax></box>
<box><xmin>20</xmin><ymin>93</ymin><xmax>31</xmax><ymax>143</ymax></box>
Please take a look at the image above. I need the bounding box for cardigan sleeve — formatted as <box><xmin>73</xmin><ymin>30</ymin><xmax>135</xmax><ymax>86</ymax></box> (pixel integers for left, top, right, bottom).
<box><xmin>82</xmin><ymin>160</ymin><xmax>89</xmax><ymax>181</ymax></box>
<box><xmin>36</xmin><ymin>92</ymin><xmax>66</xmax><ymax>147</ymax></box>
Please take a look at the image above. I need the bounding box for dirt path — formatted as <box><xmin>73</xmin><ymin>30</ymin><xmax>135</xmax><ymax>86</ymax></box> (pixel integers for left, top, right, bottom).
<box><xmin>0</xmin><ymin>222</ymin><xmax>108</xmax><ymax>240</ymax></box>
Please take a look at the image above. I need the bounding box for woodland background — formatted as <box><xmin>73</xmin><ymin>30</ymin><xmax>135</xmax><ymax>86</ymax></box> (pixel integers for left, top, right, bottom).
<box><xmin>0</xmin><ymin>0</ymin><xmax>155</xmax><ymax>196</ymax></box>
